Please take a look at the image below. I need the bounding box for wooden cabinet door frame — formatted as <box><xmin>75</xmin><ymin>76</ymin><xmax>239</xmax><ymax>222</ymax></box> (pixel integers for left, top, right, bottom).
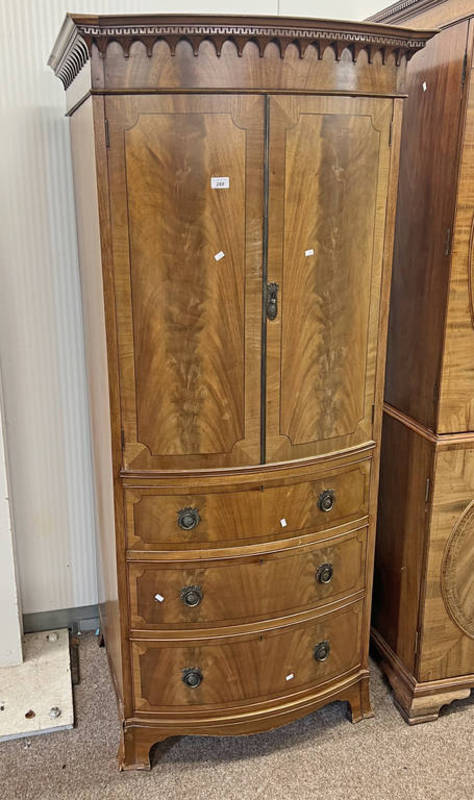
<box><xmin>106</xmin><ymin>94</ymin><xmax>264</xmax><ymax>471</ymax></box>
<box><xmin>264</xmin><ymin>94</ymin><xmax>394</xmax><ymax>464</ymax></box>
<box><xmin>107</xmin><ymin>92</ymin><xmax>394</xmax><ymax>473</ymax></box>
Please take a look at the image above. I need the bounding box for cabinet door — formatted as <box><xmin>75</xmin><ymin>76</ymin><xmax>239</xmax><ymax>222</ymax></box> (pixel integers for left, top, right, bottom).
<box><xmin>106</xmin><ymin>95</ymin><xmax>263</xmax><ymax>471</ymax></box>
<box><xmin>265</xmin><ymin>95</ymin><xmax>393</xmax><ymax>463</ymax></box>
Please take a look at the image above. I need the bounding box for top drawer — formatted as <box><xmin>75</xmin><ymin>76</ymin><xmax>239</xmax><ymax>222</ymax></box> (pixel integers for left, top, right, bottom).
<box><xmin>125</xmin><ymin>460</ymin><xmax>370</xmax><ymax>551</ymax></box>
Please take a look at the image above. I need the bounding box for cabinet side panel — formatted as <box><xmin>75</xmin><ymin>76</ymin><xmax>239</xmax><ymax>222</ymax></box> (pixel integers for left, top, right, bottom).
<box><xmin>384</xmin><ymin>22</ymin><xmax>468</xmax><ymax>429</ymax></box>
<box><xmin>372</xmin><ymin>412</ymin><xmax>433</xmax><ymax>673</ymax></box>
<box><xmin>69</xmin><ymin>98</ymin><xmax>123</xmax><ymax>697</ymax></box>
<box><xmin>439</xmin><ymin>55</ymin><xmax>474</xmax><ymax>433</ymax></box>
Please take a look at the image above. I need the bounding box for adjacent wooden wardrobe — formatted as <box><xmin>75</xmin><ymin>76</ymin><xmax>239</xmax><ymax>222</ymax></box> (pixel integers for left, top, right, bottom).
<box><xmin>49</xmin><ymin>14</ymin><xmax>432</xmax><ymax>768</ymax></box>
<box><xmin>369</xmin><ymin>0</ymin><xmax>474</xmax><ymax>723</ymax></box>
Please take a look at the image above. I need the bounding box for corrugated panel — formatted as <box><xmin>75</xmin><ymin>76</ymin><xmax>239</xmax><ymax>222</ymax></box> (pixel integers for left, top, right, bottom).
<box><xmin>0</xmin><ymin>0</ymin><xmax>375</xmax><ymax>614</ymax></box>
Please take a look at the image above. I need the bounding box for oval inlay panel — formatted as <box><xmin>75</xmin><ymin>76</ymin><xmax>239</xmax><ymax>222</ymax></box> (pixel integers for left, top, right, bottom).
<box><xmin>442</xmin><ymin>500</ymin><xmax>474</xmax><ymax>639</ymax></box>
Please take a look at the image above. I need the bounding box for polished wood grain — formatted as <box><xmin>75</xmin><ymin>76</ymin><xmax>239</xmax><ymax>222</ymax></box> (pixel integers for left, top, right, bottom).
<box><xmin>98</xmin><ymin>42</ymin><xmax>405</xmax><ymax>99</ymax></box>
<box><xmin>126</xmin><ymin>112</ymin><xmax>245</xmax><ymax>456</ymax></box>
<box><xmin>120</xmin><ymin>672</ymin><xmax>372</xmax><ymax>769</ymax></box>
<box><xmin>106</xmin><ymin>94</ymin><xmax>263</xmax><ymax>470</ymax></box>
<box><xmin>371</xmin><ymin>627</ymin><xmax>473</xmax><ymax>724</ymax></box>
<box><xmin>418</xmin><ymin>441</ymin><xmax>474</xmax><ymax>681</ymax></box>
<box><xmin>131</xmin><ymin>601</ymin><xmax>363</xmax><ymax>711</ymax></box>
<box><xmin>384</xmin><ymin>20</ymin><xmax>468</xmax><ymax>430</ymax></box>
<box><xmin>369</xmin><ymin>0</ymin><xmax>473</xmax><ymax>27</ymax></box>
<box><xmin>51</xmin><ymin>11</ymin><xmax>421</xmax><ymax>768</ymax></box>
<box><xmin>48</xmin><ymin>14</ymin><xmax>434</xmax><ymax>108</ymax></box>
<box><xmin>373</xmin><ymin>411</ymin><xmax>434</xmax><ymax>673</ymax></box>
<box><xmin>266</xmin><ymin>95</ymin><xmax>393</xmax><ymax>463</ymax></box>
<box><xmin>125</xmin><ymin>461</ymin><xmax>370</xmax><ymax>551</ymax></box>
<box><xmin>442</xmin><ymin>501</ymin><xmax>474</xmax><ymax>637</ymax></box>
<box><xmin>361</xmin><ymin>99</ymin><xmax>404</xmax><ymax>669</ymax></box>
<box><xmin>69</xmin><ymin>97</ymin><xmax>125</xmax><ymax>700</ymax></box>
<box><xmin>128</xmin><ymin>527</ymin><xmax>367</xmax><ymax>629</ymax></box>
<box><xmin>438</xmin><ymin>62</ymin><xmax>474</xmax><ymax>432</ymax></box>
<box><xmin>370</xmin><ymin>0</ymin><xmax>474</xmax><ymax>726</ymax></box>
<box><xmin>122</xmin><ymin>440</ymin><xmax>375</xmax><ymax>481</ymax></box>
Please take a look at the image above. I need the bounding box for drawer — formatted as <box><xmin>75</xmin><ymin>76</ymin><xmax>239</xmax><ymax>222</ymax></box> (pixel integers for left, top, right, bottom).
<box><xmin>128</xmin><ymin>527</ymin><xmax>367</xmax><ymax>629</ymax></box>
<box><xmin>131</xmin><ymin>600</ymin><xmax>363</xmax><ymax>712</ymax></box>
<box><xmin>125</xmin><ymin>461</ymin><xmax>370</xmax><ymax>551</ymax></box>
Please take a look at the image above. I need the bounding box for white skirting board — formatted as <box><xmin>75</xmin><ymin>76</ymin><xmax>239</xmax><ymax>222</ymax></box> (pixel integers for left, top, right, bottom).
<box><xmin>0</xmin><ymin>628</ymin><xmax>74</xmax><ymax>742</ymax></box>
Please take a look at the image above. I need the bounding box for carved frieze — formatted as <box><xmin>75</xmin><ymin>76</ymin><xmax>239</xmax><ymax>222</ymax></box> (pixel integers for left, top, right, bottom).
<box><xmin>48</xmin><ymin>14</ymin><xmax>434</xmax><ymax>88</ymax></box>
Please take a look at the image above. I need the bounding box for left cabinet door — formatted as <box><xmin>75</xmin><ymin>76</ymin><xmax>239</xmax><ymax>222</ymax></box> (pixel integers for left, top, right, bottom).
<box><xmin>106</xmin><ymin>95</ymin><xmax>264</xmax><ymax>471</ymax></box>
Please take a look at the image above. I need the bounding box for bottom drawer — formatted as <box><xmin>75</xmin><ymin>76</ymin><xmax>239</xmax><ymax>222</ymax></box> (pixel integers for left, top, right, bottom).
<box><xmin>131</xmin><ymin>601</ymin><xmax>363</xmax><ymax>712</ymax></box>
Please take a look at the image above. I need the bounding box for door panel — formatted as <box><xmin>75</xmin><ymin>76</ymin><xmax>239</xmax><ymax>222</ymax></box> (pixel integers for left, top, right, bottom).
<box><xmin>106</xmin><ymin>95</ymin><xmax>263</xmax><ymax>470</ymax></box>
<box><xmin>266</xmin><ymin>95</ymin><xmax>393</xmax><ymax>463</ymax></box>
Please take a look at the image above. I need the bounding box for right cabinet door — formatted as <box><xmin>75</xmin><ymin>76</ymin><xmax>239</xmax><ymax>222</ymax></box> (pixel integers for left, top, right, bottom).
<box><xmin>265</xmin><ymin>95</ymin><xmax>393</xmax><ymax>463</ymax></box>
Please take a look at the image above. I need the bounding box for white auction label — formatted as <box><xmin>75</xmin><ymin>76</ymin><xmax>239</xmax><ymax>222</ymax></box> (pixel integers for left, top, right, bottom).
<box><xmin>280</xmin><ymin>518</ymin><xmax>287</xmax><ymax>528</ymax></box>
<box><xmin>154</xmin><ymin>593</ymin><xmax>164</xmax><ymax>603</ymax></box>
<box><xmin>214</xmin><ymin>251</ymin><xmax>225</xmax><ymax>261</ymax></box>
<box><xmin>305</xmin><ymin>248</ymin><xmax>315</xmax><ymax>257</ymax></box>
<box><xmin>211</xmin><ymin>177</ymin><xmax>230</xmax><ymax>189</ymax></box>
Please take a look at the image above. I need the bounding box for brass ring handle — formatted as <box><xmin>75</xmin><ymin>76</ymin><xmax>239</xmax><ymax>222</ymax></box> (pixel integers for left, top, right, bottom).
<box><xmin>177</xmin><ymin>507</ymin><xmax>201</xmax><ymax>531</ymax></box>
<box><xmin>313</xmin><ymin>640</ymin><xmax>330</xmax><ymax>662</ymax></box>
<box><xmin>180</xmin><ymin>585</ymin><xmax>203</xmax><ymax>607</ymax></box>
<box><xmin>182</xmin><ymin>668</ymin><xmax>203</xmax><ymax>688</ymax></box>
<box><xmin>316</xmin><ymin>563</ymin><xmax>333</xmax><ymax>585</ymax></box>
<box><xmin>318</xmin><ymin>490</ymin><xmax>335</xmax><ymax>513</ymax></box>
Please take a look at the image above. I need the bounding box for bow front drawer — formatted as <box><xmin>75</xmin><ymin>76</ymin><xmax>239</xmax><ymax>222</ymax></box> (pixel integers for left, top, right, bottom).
<box><xmin>124</xmin><ymin>460</ymin><xmax>370</xmax><ymax>551</ymax></box>
<box><xmin>128</xmin><ymin>526</ymin><xmax>367</xmax><ymax>630</ymax></box>
<box><xmin>130</xmin><ymin>600</ymin><xmax>363</xmax><ymax>713</ymax></box>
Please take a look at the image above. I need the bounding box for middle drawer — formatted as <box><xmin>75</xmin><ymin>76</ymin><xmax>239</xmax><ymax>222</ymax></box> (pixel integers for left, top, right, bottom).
<box><xmin>128</xmin><ymin>526</ymin><xmax>367</xmax><ymax>630</ymax></box>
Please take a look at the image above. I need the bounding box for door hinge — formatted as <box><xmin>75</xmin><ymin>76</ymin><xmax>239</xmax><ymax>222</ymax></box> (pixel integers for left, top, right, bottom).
<box><xmin>105</xmin><ymin>119</ymin><xmax>110</xmax><ymax>148</ymax></box>
<box><xmin>462</xmin><ymin>50</ymin><xmax>468</xmax><ymax>87</ymax></box>
<box><xmin>371</xmin><ymin>404</ymin><xmax>375</xmax><ymax>425</ymax></box>
<box><xmin>414</xmin><ymin>630</ymin><xmax>419</xmax><ymax>655</ymax></box>
<box><xmin>424</xmin><ymin>477</ymin><xmax>431</xmax><ymax>503</ymax></box>
<box><xmin>444</xmin><ymin>226</ymin><xmax>451</xmax><ymax>256</ymax></box>
<box><xmin>120</xmin><ymin>428</ymin><xmax>125</xmax><ymax>450</ymax></box>
<box><xmin>388</xmin><ymin>119</ymin><xmax>393</xmax><ymax>147</ymax></box>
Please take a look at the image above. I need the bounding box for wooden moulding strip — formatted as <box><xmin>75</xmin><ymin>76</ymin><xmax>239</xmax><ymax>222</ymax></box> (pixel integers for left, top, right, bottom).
<box><xmin>125</xmin><ymin>667</ymin><xmax>369</xmax><ymax>725</ymax></box>
<box><xmin>372</xmin><ymin>626</ymin><xmax>474</xmax><ymax>696</ymax></box>
<box><xmin>128</xmin><ymin>593</ymin><xmax>365</xmax><ymax>642</ymax></box>
<box><xmin>125</xmin><ymin>517</ymin><xmax>369</xmax><ymax>562</ymax></box>
<box><xmin>120</xmin><ymin>441</ymin><xmax>376</xmax><ymax>484</ymax></box>
<box><xmin>384</xmin><ymin>403</ymin><xmax>474</xmax><ymax>447</ymax></box>
<box><xmin>48</xmin><ymin>13</ymin><xmax>435</xmax><ymax>90</ymax></box>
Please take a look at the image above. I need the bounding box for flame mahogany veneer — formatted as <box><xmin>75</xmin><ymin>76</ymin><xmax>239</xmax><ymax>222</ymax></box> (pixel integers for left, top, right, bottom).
<box><xmin>49</xmin><ymin>13</ymin><xmax>433</xmax><ymax>768</ymax></box>
<box><xmin>369</xmin><ymin>0</ymin><xmax>474</xmax><ymax>724</ymax></box>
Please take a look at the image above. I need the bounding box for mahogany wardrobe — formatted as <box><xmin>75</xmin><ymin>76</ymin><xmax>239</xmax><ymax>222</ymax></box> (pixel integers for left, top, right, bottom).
<box><xmin>49</xmin><ymin>14</ymin><xmax>432</xmax><ymax>769</ymax></box>
<box><xmin>370</xmin><ymin>0</ymin><xmax>474</xmax><ymax>724</ymax></box>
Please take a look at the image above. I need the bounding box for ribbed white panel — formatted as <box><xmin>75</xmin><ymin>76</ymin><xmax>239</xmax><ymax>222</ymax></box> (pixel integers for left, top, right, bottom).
<box><xmin>0</xmin><ymin>0</ymin><xmax>377</xmax><ymax>614</ymax></box>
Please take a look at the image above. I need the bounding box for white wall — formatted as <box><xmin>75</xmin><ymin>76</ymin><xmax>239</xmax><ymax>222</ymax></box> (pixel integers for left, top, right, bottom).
<box><xmin>0</xmin><ymin>0</ymin><xmax>383</xmax><ymax>616</ymax></box>
<box><xmin>0</xmin><ymin>372</ymin><xmax>23</xmax><ymax>665</ymax></box>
